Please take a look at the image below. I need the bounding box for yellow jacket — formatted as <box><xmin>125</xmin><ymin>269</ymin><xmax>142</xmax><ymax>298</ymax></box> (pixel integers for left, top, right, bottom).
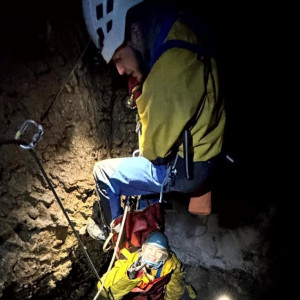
<box><xmin>137</xmin><ymin>20</ymin><xmax>226</xmax><ymax>162</ymax></box>
<box><xmin>98</xmin><ymin>248</ymin><xmax>185</xmax><ymax>299</ymax></box>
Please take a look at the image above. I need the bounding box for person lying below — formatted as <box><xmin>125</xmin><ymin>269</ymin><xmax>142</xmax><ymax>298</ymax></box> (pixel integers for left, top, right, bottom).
<box><xmin>97</xmin><ymin>231</ymin><xmax>185</xmax><ymax>300</ymax></box>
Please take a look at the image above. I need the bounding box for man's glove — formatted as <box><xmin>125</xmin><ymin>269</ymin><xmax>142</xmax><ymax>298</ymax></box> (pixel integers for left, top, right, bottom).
<box><xmin>127</xmin><ymin>256</ymin><xmax>145</xmax><ymax>279</ymax></box>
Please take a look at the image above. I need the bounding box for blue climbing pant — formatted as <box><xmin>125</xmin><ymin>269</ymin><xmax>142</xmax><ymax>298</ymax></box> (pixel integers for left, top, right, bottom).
<box><xmin>93</xmin><ymin>157</ymin><xmax>167</xmax><ymax>223</ymax></box>
<box><xmin>93</xmin><ymin>154</ymin><xmax>221</xmax><ymax>224</ymax></box>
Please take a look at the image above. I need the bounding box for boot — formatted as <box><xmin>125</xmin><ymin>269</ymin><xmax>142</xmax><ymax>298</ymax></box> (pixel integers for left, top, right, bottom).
<box><xmin>86</xmin><ymin>217</ymin><xmax>108</xmax><ymax>241</ymax></box>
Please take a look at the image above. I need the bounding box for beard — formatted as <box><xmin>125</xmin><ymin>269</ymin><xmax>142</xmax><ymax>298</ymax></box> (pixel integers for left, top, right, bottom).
<box><xmin>128</xmin><ymin>45</ymin><xmax>149</xmax><ymax>82</ymax></box>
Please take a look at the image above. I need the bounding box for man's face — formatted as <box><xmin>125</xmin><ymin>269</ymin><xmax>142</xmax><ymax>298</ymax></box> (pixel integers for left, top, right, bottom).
<box><xmin>142</xmin><ymin>244</ymin><xmax>168</xmax><ymax>264</ymax></box>
<box><xmin>112</xmin><ymin>44</ymin><xmax>144</xmax><ymax>83</ymax></box>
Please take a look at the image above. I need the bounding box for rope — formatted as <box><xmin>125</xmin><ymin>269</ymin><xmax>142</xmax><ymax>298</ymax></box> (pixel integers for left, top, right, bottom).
<box><xmin>159</xmin><ymin>154</ymin><xmax>178</xmax><ymax>203</ymax></box>
<box><xmin>93</xmin><ymin>199</ymin><xmax>131</xmax><ymax>300</ymax></box>
<box><xmin>28</xmin><ymin>150</ymin><xmax>102</xmax><ymax>280</ymax></box>
<box><xmin>40</xmin><ymin>39</ymin><xmax>91</xmax><ymax>122</ymax></box>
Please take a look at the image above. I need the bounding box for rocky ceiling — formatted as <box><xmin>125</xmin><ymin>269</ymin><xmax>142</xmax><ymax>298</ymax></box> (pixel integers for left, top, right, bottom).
<box><xmin>0</xmin><ymin>1</ymin><xmax>289</xmax><ymax>300</ymax></box>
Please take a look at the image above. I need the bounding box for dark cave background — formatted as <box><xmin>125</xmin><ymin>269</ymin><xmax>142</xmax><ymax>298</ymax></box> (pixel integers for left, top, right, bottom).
<box><xmin>0</xmin><ymin>0</ymin><xmax>289</xmax><ymax>299</ymax></box>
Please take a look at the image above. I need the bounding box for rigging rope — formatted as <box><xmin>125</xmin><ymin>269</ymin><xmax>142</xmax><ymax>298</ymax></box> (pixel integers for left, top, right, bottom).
<box><xmin>40</xmin><ymin>39</ymin><xmax>91</xmax><ymax>122</ymax></box>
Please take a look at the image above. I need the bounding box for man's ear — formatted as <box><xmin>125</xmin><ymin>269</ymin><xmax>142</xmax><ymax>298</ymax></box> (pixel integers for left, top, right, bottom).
<box><xmin>130</xmin><ymin>23</ymin><xmax>142</xmax><ymax>46</ymax></box>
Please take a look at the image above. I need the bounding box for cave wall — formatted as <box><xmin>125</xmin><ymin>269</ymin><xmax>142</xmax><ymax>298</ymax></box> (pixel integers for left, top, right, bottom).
<box><xmin>0</xmin><ymin>1</ymin><xmax>288</xmax><ymax>300</ymax></box>
<box><xmin>0</xmin><ymin>1</ymin><xmax>136</xmax><ymax>298</ymax></box>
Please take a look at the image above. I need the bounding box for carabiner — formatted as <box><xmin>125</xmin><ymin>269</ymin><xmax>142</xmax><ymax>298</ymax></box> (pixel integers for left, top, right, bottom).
<box><xmin>132</xmin><ymin>149</ymin><xmax>141</xmax><ymax>157</ymax></box>
<box><xmin>15</xmin><ymin>120</ymin><xmax>44</xmax><ymax>150</ymax></box>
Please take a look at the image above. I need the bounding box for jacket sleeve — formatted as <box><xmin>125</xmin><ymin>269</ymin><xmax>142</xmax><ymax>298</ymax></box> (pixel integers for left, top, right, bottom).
<box><xmin>165</xmin><ymin>255</ymin><xmax>186</xmax><ymax>300</ymax></box>
<box><xmin>98</xmin><ymin>253</ymin><xmax>143</xmax><ymax>300</ymax></box>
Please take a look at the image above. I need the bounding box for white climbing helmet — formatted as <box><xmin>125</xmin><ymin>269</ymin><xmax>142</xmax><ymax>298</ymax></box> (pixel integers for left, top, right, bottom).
<box><xmin>82</xmin><ymin>0</ymin><xmax>145</xmax><ymax>63</ymax></box>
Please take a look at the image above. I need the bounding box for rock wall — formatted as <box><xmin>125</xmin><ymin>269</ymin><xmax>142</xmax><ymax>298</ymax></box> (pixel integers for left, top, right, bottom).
<box><xmin>0</xmin><ymin>1</ymin><xmax>289</xmax><ymax>300</ymax></box>
<box><xmin>0</xmin><ymin>1</ymin><xmax>136</xmax><ymax>298</ymax></box>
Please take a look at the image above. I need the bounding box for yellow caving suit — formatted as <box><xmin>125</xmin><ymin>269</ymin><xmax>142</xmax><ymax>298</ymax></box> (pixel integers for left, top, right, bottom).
<box><xmin>137</xmin><ymin>19</ymin><xmax>226</xmax><ymax>162</ymax></box>
<box><xmin>97</xmin><ymin>248</ymin><xmax>185</xmax><ymax>300</ymax></box>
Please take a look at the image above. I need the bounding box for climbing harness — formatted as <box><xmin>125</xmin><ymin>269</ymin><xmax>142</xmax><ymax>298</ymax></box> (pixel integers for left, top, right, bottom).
<box><xmin>1</xmin><ymin>119</ymin><xmax>109</xmax><ymax>298</ymax></box>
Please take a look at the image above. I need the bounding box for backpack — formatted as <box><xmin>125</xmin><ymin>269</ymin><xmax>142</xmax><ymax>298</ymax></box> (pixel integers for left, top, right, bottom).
<box><xmin>150</xmin><ymin>10</ymin><xmax>216</xmax><ymax>68</ymax></box>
